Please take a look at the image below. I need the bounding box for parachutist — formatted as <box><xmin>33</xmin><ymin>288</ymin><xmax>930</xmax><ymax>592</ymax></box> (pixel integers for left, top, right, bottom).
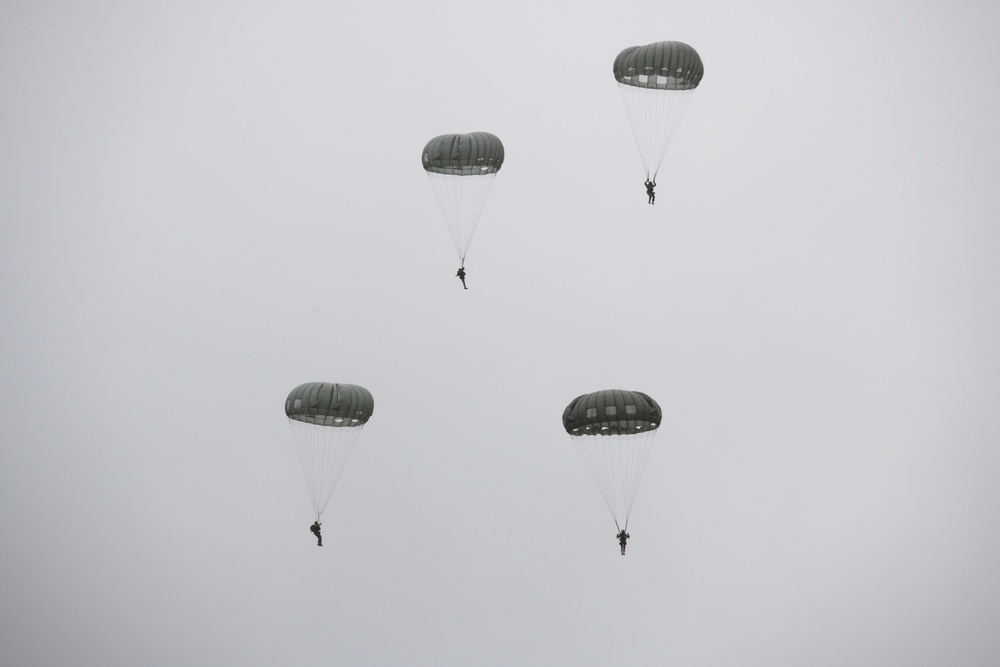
<box><xmin>617</xmin><ymin>529</ymin><xmax>630</xmax><ymax>555</ymax></box>
<box><xmin>310</xmin><ymin>521</ymin><xmax>323</xmax><ymax>547</ymax></box>
<box><xmin>615</xmin><ymin>43</ymin><xmax>702</xmax><ymax>203</ymax></box>
<box><xmin>564</xmin><ymin>390</ymin><xmax>660</xmax><ymax>553</ymax></box>
<box><xmin>456</xmin><ymin>266</ymin><xmax>468</xmax><ymax>290</ymax></box>
<box><xmin>645</xmin><ymin>179</ymin><xmax>656</xmax><ymax>205</ymax></box>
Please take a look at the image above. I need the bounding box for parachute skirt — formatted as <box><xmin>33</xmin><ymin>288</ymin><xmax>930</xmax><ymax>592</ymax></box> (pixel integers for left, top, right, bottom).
<box><xmin>288</xmin><ymin>419</ymin><xmax>365</xmax><ymax>522</ymax></box>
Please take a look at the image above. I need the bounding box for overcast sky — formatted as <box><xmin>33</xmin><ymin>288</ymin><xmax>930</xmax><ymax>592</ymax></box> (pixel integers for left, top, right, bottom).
<box><xmin>2</xmin><ymin>1</ymin><xmax>999</xmax><ymax>665</ymax></box>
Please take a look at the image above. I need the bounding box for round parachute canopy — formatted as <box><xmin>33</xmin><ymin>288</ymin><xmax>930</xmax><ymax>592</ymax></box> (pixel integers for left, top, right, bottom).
<box><xmin>613</xmin><ymin>41</ymin><xmax>704</xmax><ymax>91</ymax></box>
<box><xmin>563</xmin><ymin>389</ymin><xmax>661</xmax><ymax>436</ymax></box>
<box><xmin>422</xmin><ymin>132</ymin><xmax>504</xmax><ymax>176</ymax></box>
<box><xmin>285</xmin><ymin>382</ymin><xmax>374</xmax><ymax>427</ymax></box>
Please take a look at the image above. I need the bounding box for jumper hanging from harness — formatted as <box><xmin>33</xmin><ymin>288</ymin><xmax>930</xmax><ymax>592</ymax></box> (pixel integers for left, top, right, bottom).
<box><xmin>616</xmin><ymin>528</ymin><xmax>630</xmax><ymax>555</ymax></box>
<box><xmin>310</xmin><ymin>520</ymin><xmax>323</xmax><ymax>547</ymax></box>
<box><xmin>644</xmin><ymin>179</ymin><xmax>656</xmax><ymax>205</ymax></box>
<box><xmin>456</xmin><ymin>266</ymin><xmax>468</xmax><ymax>290</ymax></box>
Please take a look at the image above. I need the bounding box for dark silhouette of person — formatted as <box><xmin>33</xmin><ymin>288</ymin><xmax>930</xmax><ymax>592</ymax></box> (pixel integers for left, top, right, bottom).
<box><xmin>310</xmin><ymin>520</ymin><xmax>323</xmax><ymax>547</ymax></box>
<box><xmin>456</xmin><ymin>266</ymin><xmax>468</xmax><ymax>290</ymax></box>
<box><xmin>617</xmin><ymin>529</ymin><xmax>630</xmax><ymax>555</ymax></box>
<box><xmin>645</xmin><ymin>179</ymin><xmax>656</xmax><ymax>204</ymax></box>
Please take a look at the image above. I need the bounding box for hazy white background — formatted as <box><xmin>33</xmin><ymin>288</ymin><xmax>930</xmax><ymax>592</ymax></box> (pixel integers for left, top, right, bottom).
<box><xmin>2</xmin><ymin>1</ymin><xmax>999</xmax><ymax>665</ymax></box>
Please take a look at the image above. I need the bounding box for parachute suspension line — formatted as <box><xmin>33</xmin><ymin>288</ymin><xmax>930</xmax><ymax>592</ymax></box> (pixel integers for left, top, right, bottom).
<box><xmin>572</xmin><ymin>434</ymin><xmax>618</xmax><ymax>525</ymax></box>
<box><xmin>427</xmin><ymin>172</ymin><xmax>497</xmax><ymax>265</ymax></box>
<box><xmin>459</xmin><ymin>172</ymin><xmax>494</xmax><ymax>263</ymax></box>
<box><xmin>619</xmin><ymin>85</ymin><xmax>654</xmax><ymax>178</ymax></box>
<box><xmin>288</xmin><ymin>419</ymin><xmax>364</xmax><ymax>521</ymax></box>
<box><xmin>655</xmin><ymin>88</ymin><xmax>693</xmax><ymax>181</ymax></box>
<box><xmin>619</xmin><ymin>429</ymin><xmax>656</xmax><ymax>526</ymax></box>
<box><xmin>291</xmin><ymin>419</ymin><xmax>320</xmax><ymax>515</ymax></box>
<box><xmin>618</xmin><ymin>84</ymin><xmax>694</xmax><ymax>183</ymax></box>
<box><xmin>573</xmin><ymin>429</ymin><xmax>657</xmax><ymax>530</ymax></box>
<box><xmin>573</xmin><ymin>431</ymin><xmax>651</xmax><ymax>528</ymax></box>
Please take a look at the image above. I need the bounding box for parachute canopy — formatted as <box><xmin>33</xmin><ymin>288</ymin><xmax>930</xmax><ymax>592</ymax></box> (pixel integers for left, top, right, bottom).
<box><xmin>285</xmin><ymin>382</ymin><xmax>373</xmax><ymax>522</ymax></box>
<box><xmin>286</xmin><ymin>382</ymin><xmax>374</xmax><ymax>427</ymax></box>
<box><xmin>422</xmin><ymin>132</ymin><xmax>504</xmax><ymax>176</ymax></box>
<box><xmin>613</xmin><ymin>41</ymin><xmax>704</xmax><ymax>91</ymax></box>
<box><xmin>563</xmin><ymin>389</ymin><xmax>661</xmax><ymax>436</ymax></box>
<box><xmin>563</xmin><ymin>389</ymin><xmax>662</xmax><ymax>534</ymax></box>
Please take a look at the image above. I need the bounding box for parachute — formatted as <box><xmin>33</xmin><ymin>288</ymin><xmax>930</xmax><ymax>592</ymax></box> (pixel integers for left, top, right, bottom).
<box><xmin>422</xmin><ymin>132</ymin><xmax>504</xmax><ymax>268</ymax></box>
<box><xmin>613</xmin><ymin>41</ymin><xmax>703</xmax><ymax>184</ymax></box>
<box><xmin>285</xmin><ymin>382</ymin><xmax>373</xmax><ymax>522</ymax></box>
<box><xmin>563</xmin><ymin>389</ymin><xmax>662</xmax><ymax>534</ymax></box>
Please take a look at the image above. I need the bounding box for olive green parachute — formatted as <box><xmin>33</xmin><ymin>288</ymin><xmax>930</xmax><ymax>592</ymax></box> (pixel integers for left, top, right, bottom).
<box><xmin>613</xmin><ymin>41</ymin><xmax>704</xmax><ymax>91</ymax></box>
<box><xmin>285</xmin><ymin>382</ymin><xmax>373</xmax><ymax>522</ymax></box>
<box><xmin>285</xmin><ymin>382</ymin><xmax>374</xmax><ymax>427</ymax></box>
<box><xmin>422</xmin><ymin>132</ymin><xmax>504</xmax><ymax>176</ymax></box>
<box><xmin>563</xmin><ymin>389</ymin><xmax>662</xmax><ymax>436</ymax></box>
<box><xmin>613</xmin><ymin>41</ymin><xmax>703</xmax><ymax>185</ymax></box>
<box><xmin>422</xmin><ymin>132</ymin><xmax>504</xmax><ymax>266</ymax></box>
<box><xmin>563</xmin><ymin>389</ymin><xmax>662</xmax><ymax>535</ymax></box>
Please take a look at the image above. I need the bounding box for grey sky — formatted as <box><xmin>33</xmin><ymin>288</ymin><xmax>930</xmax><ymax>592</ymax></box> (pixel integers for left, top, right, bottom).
<box><xmin>2</xmin><ymin>1</ymin><xmax>999</xmax><ymax>665</ymax></box>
